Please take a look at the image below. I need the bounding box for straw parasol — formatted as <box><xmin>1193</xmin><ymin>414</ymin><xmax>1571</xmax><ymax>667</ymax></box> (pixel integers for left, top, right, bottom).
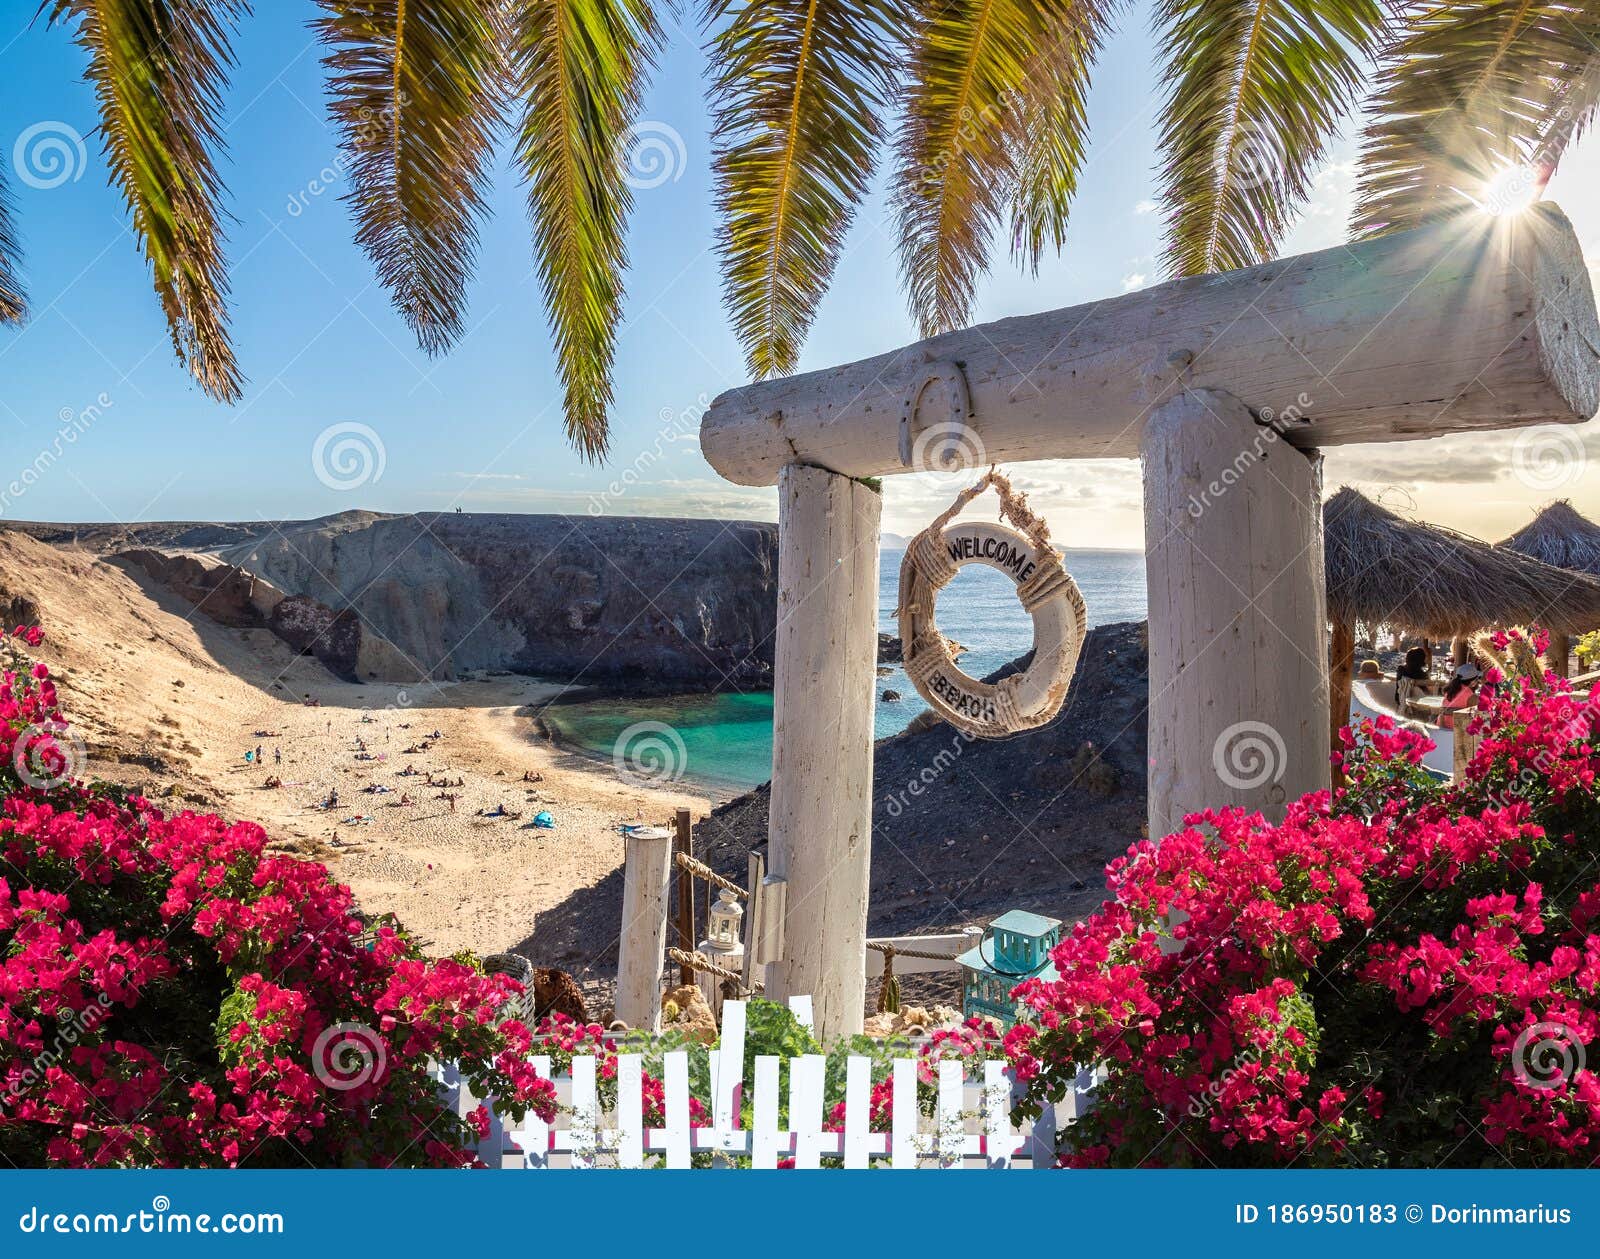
<box><xmin>1497</xmin><ymin>501</ymin><xmax>1600</xmax><ymax>675</ymax></box>
<box><xmin>1322</xmin><ymin>487</ymin><xmax>1600</xmax><ymax>749</ymax></box>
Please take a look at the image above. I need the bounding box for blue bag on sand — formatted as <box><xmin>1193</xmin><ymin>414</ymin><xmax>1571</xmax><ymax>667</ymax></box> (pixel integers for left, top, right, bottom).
<box><xmin>532</xmin><ymin>810</ymin><xmax>555</xmax><ymax>829</ymax></box>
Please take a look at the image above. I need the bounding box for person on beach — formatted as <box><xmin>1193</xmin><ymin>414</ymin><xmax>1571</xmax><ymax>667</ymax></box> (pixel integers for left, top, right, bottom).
<box><xmin>1438</xmin><ymin>662</ymin><xmax>1482</xmax><ymax>730</ymax></box>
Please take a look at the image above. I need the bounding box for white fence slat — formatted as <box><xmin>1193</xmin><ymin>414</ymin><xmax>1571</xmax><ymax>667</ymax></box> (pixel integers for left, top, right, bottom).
<box><xmin>983</xmin><ymin>1059</ymin><xmax>1012</xmax><ymax>1168</ymax></box>
<box><xmin>569</xmin><ymin>1055</ymin><xmax>598</xmax><ymax>1169</ymax></box>
<box><xmin>787</xmin><ymin>994</ymin><xmax>814</xmax><ymax>1033</ymax></box>
<box><xmin>710</xmin><ymin>999</ymin><xmax>746</xmax><ymax>1150</ymax></box>
<box><xmin>662</xmin><ymin>1050</ymin><xmax>691</xmax><ymax>1168</ymax></box>
<box><xmin>790</xmin><ymin>1054</ymin><xmax>827</xmax><ymax>1168</ymax></box>
<box><xmin>752</xmin><ymin>1055</ymin><xmax>783</xmax><ymax>1168</ymax></box>
<box><xmin>842</xmin><ymin>1054</ymin><xmax>873</xmax><ymax>1168</ymax></box>
<box><xmin>937</xmin><ymin>1058</ymin><xmax>964</xmax><ymax>1168</ymax></box>
<box><xmin>616</xmin><ymin>1054</ymin><xmax>644</xmax><ymax>1168</ymax></box>
<box><xmin>507</xmin><ymin>1054</ymin><xmax>551</xmax><ymax>1168</ymax></box>
<box><xmin>891</xmin><ymin>1056</ymin><xmax>919</xmax><ymax>1167</ymax></box>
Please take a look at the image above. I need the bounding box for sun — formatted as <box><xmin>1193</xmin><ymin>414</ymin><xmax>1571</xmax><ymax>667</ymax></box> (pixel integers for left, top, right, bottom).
<box><xmin>1478</xmin><ymin>164</ymin><xmax>1541</xmax><ymax>217</ymax></box>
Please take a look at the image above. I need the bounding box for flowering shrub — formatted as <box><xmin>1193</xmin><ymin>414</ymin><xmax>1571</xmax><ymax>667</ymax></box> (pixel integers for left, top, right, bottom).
<box><xmin>0</xmin><ymin>628</ymin><xmax>555</xmax><ymax>1168</ymax></box>
<box><xmin>1005</xmin><ymin>642</ymin><xmax>1600</xmax><ymax>1167</ymax></box>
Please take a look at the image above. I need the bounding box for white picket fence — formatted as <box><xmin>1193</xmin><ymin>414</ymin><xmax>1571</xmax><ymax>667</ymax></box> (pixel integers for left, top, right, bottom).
<box><xmin>438</xmin><ymin>996</ymin><xmax>1096</xmax><ymax>1169</ymax></box>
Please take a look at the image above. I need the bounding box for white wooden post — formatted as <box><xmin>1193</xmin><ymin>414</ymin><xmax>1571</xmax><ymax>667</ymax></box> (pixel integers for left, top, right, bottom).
<box><xmin>615</xmin><ymin>825</ymin><xmax>672</xmax><ymax>1032</ymax></box>
<box><xmin>1141</xmin><ymin>388</ymin><xmax>1329</xmax><ymax>840</ymax></box>
<box><xmin>765</xmin><ymin>464</ymin><xmax>881</xmax><ymax>1038</ymax></box>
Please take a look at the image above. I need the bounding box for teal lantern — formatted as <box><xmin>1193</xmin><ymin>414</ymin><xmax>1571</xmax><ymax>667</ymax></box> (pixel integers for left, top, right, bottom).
<box><xmin>957</xmin><ymin>910</ymin><xmax>1062</xmax><ymax>1027</ymax></box>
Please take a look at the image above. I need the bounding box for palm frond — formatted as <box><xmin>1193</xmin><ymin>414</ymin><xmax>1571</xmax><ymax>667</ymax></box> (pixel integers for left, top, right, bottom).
<box><xmin>1354</xmin><ymin>2</ymin><xmax>1600</xmax><ymax>235</ymax></box>
<box><xmin>46</xmin><ymin>0</ymin><xmax>245</xmax><ymax>401</ymax></box>
<box><xmin>1005</xmin><ymin>6</ymin><xmax>1112</xmax><ymax>274</ymax></box>
<box><xmin>895</xmin><ymin>0</ymin><xmax>1107</xmax><ymax>336</ymax></box>
<box><xmin>510</xmin><ymin>0</ymin><xmax>659</xmax><ymax>459</ymax></box>
<box><xmin>0</xmin><ymin>168</ymin><xmax>23</xmax><ymax>323</ymax></box>
<box><xmin>1156</xmin><ymin>0</ymin><xmax>1387</xmax><ymax>277</ymax></box>
<box><xmin>706</xmin><ymin>0</ymin><xmax>903</xmax><ymax>379</ymax></box>
<box><xmin>315</xmin><ymin>0</ymin><xmax>508</xmax><ymax>356</ymax></box>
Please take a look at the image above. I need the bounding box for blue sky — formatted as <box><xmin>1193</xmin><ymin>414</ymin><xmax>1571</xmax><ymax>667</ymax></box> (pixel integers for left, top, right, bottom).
<box><xmin>2</xmin><ymin>2</ymin><xmax>1598</xmax><ymax>545</ymax></box>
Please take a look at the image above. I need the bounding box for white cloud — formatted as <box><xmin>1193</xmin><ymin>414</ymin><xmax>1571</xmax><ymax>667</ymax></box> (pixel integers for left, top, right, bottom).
<box><xmin>1121</xmin><ymin>272</ymin><xmax>1147</xmax><ymax>292</ymax></box>
<box><xmin>1134</xmin><ymin>200</ymin><xmax>1158</xmax><ymax>216</ymax></box>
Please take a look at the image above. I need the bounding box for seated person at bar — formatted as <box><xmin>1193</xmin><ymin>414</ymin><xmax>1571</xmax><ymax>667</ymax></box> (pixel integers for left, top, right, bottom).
<box><xmin>1394</xmin><ymin>646</ymin><xmax>1431</xmax><ymax>707</ymax></box>
<box><xmin>1438</xmin><ymin>662</ymin><xmax>1482</xmax><ymax>730</ymax></box>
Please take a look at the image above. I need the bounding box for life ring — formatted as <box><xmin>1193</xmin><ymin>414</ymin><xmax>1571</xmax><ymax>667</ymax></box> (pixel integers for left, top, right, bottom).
<box><xmin>897</xmin><ymin>473</ymin><xmax>1086</xmax><ymax>738</ymax></box>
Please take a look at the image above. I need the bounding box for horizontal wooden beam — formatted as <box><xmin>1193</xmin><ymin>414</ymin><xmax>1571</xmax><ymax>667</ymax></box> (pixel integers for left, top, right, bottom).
<box><xmin>700</xmin><ymin>204</ymin><xmax>1600</xmax><ymax>486</ymax></box>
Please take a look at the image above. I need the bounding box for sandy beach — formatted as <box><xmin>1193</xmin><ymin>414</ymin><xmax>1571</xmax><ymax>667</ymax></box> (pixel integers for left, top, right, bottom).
<box><xmin>0</xmin><ymin>532</ymin><xmax>709</xmax><ymax>1004</ymax></box>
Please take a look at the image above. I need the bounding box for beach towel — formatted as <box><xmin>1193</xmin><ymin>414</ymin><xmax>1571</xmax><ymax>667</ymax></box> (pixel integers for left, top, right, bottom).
<box><xmin>532</xmin><ymin>811</ymin><xmax>555</xmax><ymax>829</ymax></box>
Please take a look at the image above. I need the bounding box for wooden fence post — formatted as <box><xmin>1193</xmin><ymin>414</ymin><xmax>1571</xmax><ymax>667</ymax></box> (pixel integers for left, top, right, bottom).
<box><xmin>1142</xmin><ymin>389</ymin><xmax>1330</xmax><ymax>841</ymax></box>
<box><xmin>672</xmin><ymin>808</ymin><xmax>695</xmax><ymax>986</ymax></box>
<box><xmin>615</xmin><ymin>825</ymin><xmax>672</xmax><ymax>1032</ymax></box>
<box><xmin>765</xmin><ymin>464</ymin><xmax>881</xmax><ymax>1039</ymax></box>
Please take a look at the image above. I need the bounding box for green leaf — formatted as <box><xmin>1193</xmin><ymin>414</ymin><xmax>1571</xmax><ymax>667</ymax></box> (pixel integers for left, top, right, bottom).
<box><xmin>1155</xmin><ymin>0</ymin><xmax>1388</xmax><ymax>276</ymax></box>
<box><xmin>0</xmin><ymin>167</ymin><xmax>23</xmax><ymax>323</ymax></box>
<box><xmin>1353</xmin><ymin>1</ymin><xmax>1600</xmax><ymax>235</ymax></box>
<box><xmin>509</xmin><ymin>0</ymin><xmax>660</xmax><ymax>461</ymax></box>
<box><xmin>705</xmin><ymin>0</ymin><xmax>904</xmax><ymax>379</ymax></box>
<box><xmin>895</xmin><ymin>0</ymin><xmax>1110</xmax><ymax>335</ymax></box>
<box><xmin>45</xmin><ymin>0</ymin><xmax>246</xmax><ymax>401</ymax></box>
<box><xmin>315</xmin><ymin>0</ymin><xmax>510</xmax><ymax>356</ymax></box>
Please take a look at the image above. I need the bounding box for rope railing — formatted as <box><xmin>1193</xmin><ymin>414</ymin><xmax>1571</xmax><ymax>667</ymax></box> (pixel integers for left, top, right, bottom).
<box><xmin>866</xmin><ymin>940</ymin><xmax>962</xmax><ymax>962</ymax></box>
<box><xmin>667</xmin><ymin>946</ymin><xmax>763</xmax><ymax>993</ymax></box>
<box><xmin>673</xmin><ymin>851</ymin><xmax>747</xmax><ymax>899</ymax></box>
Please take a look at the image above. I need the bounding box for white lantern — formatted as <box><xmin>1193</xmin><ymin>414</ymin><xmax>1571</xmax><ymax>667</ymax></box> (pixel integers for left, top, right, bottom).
<box><xmin>708</xmin><ymin>888</ymin><xmax>744</xmax><ymax>948</ymax></box>
<box><xmin>697</xmin><ymin>888</ymin><xmax>746</xmax><ymax>1021</ymax></box>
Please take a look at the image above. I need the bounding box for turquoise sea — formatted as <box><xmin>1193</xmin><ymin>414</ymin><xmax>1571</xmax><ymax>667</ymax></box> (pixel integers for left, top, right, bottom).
<box><xmin>539</xmin><ymin>547</ymin><xmax>1147</xmax><ymax>795</ymax></box>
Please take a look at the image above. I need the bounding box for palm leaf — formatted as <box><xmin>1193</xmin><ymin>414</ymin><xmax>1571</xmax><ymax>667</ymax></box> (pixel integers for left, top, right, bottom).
<box><xmin>705</xmin><ymin>0</ymin><xmax>903</xmax><ymax>379</ymax></box>
<box><xmin>895</xmin><ymin>0</ymin><xmax>1108</xmax><ymax>337</ymax></box>
<box><xmin>1007</xmin><ymin>5</ymin><xmax>1114</xmax><ymax>274</ymax></box>
<box><xmin>0</xmin><ymin>169</ymin><xmax>23</xmax><ymax>323</ymax></box>
<box><xmin>46</xmin><ymin>0</ymin><xmax>245</xmax><ymax>401</ymax></box>
<box><xmin>509</xmin><ymin>0</ymin><xmax>659</xmax><ymax>460</ymax></box>
<box><xmin>315</xmin><ymin>0</ymin><xmax>508</xmax><ymax>356</ymax></box>
<box><xmin>1354</xmin><ymin>2</ymin><xmax>1600</xmax><ymax>235</ymax></box>
<box><xmin>1155</xmin><ymin>0</ymin><xmax>1387</xmax><ymax>277</ymax></box>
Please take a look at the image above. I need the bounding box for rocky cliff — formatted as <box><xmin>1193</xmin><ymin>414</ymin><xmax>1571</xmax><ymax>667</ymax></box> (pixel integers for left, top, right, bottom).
<box><xmin>210</xmin><ymin>512</ymin><xmax>779</xmax><ymax>687</ymax></box>
<box><xmin>10</xmin><ymin>510</ymin><xmax>781</xmax><ymax>688</ymax></box>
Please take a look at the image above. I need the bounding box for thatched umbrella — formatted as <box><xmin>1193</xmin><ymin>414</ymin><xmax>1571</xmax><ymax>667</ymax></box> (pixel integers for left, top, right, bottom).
<box><xmin>1497</xmin><ymin>501</ymin><xmax>1600</xmax><ymax>675</ymax></box>
<box><xmin>1323</xmin><ymin>487</ymin><xmax>1600</xmax><ymax>752</ymax></box>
